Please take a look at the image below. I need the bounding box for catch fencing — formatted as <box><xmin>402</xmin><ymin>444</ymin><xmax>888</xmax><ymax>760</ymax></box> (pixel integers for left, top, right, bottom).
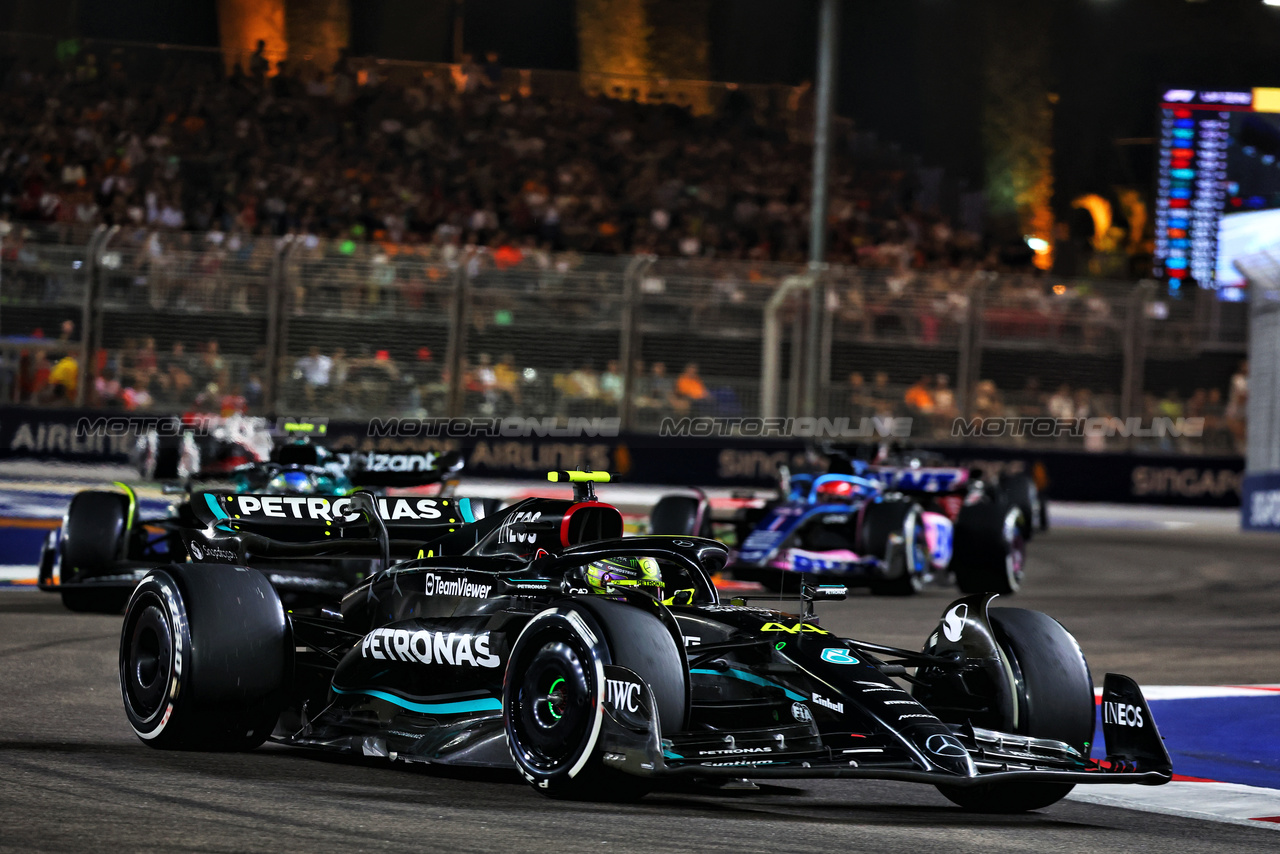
<box><xmin>0</xmin><ymin>223</ymin><xmax>1248</xmax><ymax>454</ymax></box>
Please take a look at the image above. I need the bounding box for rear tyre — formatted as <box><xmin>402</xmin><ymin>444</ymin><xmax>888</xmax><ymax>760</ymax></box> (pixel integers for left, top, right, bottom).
<box><xmin>60</xmin><ymin>491</ymin><xmax>132</xmax><ymax>613</ymax></box>
<box><xmin>936</xmin><ymin>608</ymin><xmax>1094</xmax><ymax>813</ymax></box>
<box><xmin>139</xmin><ymin>434</ymin><xmax>181</xmax><ymax>481</ymax></box>
<box><xmin>120</xmin><ymin>565</ymin><xmax>289</xmax><ymax>750</ymax></box>
<box><xmin>505</xmin><ymin>599</ymin><xmax>687</xmax><ymax>800</ymax></box>
<box><xmin>861</xmin><ymin>501</ymin><xmax>926</xmax><ymax>596</ymax></box>
<box><xmin>951</xmin><ymin>501</ymin><xmax>1025</xmax><ymax>595</ymax></box>
<box><xmin>1000</xmin><ymin>474</ymin><xmax>1041</xmax><ymax>539</ymax></box>
<box><xmin>649</xmin><ymin>495</ymin><xmax>708</xmax><ymax>537</ymax></box>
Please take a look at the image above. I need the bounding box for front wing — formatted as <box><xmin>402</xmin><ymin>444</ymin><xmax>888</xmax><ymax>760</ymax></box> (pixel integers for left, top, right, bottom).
<box><xmin>598</xmin><ymin>669</ymin><xmax>1172</xmax><ymax>787</ymax></box>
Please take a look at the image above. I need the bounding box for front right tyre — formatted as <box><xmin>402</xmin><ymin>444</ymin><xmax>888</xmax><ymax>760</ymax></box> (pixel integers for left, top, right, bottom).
<box><xmin>934</xmin><ymin>607</ymin><xmax>1094</xmax><ymax>812</ymax></box>
<box><xmin>120</xmin><ymin>565</ymin><xmax>290</xmax><ymax>750</ymax></box>
<box><xmin>60</xmin><ymin>490</ymin><xmax>133</xmax><ymax>613</ymax></box>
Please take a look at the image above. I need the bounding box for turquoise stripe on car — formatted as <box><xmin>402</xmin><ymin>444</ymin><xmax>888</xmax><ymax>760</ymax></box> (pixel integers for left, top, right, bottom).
<box><xmin>458</xmin><ymin>498</ymin><xmax>476</xmax><ymax>524</ymax></box>
<box><xmin>689</xmin><ymin>668</ymin><xmax>807</xmax><ymax>702</ymax></box>
<box><xmin>331</xmin><ymin>686</ymin><xmax>502</xmax><ymax>715</ymax></box>
<box><xmin>205</xmin><ymin>493</ymin><xmax>230</xmax><ymax>519</ymax></box>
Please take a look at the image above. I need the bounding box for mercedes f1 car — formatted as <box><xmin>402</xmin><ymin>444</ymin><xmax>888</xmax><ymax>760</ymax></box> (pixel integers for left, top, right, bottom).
<box><xmin>38</xmin><ymin>437</ymin><xmax>478</xmax><ymax>613</ymax></box>
<box><xmin>118</xmin><ymin>471</ymin><xmax>1171</xmax><ymax>813</ymax></box>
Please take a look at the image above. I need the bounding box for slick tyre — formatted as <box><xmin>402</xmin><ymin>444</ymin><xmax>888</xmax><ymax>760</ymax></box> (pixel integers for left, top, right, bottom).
<box><xmin>649</xmin><ymin>495</ymin><xmax>708</xmax><ymax>537</ymax></box>
<box><xmin>505</xmin><ymin>599</ymin><xmax>687</xmax><ymax>800</ymax></box>
<box><xmin>999</xmin><ymin>474</ymin><xmax>1042</xmax><ymax>538</ymax></box>
<box><xmin>936</xmin><ymin>608</ymin><xmax>1094</xmax><ymax>813</ymax></box>
<box><xmin>860</xmin><ymin>500</ymin><xmax>927</xmax><ymax>596</ymax></box>
<box><xmin>120</xmin><ymin>565</ymin><xmax>290</xmax><ymax>750</ymax></box>
<box><xmin>951</xmin><ymin>501</ymin><xmax>1025</xmax><ymax>595</ymax></box>
<box><xmin>140</xmin><ymin>434</ymin><xmax>181</xmax><ymax>480</ymax></box>
<box><xmin>60</xmin><ymin>490</ymin><xmax>133</xmax><ymax>613</ymax></box>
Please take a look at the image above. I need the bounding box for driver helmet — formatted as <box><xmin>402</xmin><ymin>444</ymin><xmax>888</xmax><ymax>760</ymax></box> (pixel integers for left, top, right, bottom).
<box><xmin>267</xmin><ymin>470</ymin><xmax>315</xmax><ymax>494</ymax></box>
<box><xmin>584</xmin><ymin>557</ymin><xmax>696</xmax><ymax>605</ymax></box>
<box><xmin>816</xmin><ymin>477</ymin><xmax>868</xmax><ymax>502</ymax></box>
<box><xmin>586</xmin><ymin>557</ymin><xmax>662</xmax><ymax>596</ymax></box>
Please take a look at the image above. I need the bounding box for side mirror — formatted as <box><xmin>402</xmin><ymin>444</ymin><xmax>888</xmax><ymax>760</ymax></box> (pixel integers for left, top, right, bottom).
<box><xmin>801</xmin><ymin>581</ymin><xmax>847</xmax><ymax>617</ymax></box>
<box><xmin>804</xmin><ymin>583</ymin><xmax>848</xmax><ymax>602</ymax></box>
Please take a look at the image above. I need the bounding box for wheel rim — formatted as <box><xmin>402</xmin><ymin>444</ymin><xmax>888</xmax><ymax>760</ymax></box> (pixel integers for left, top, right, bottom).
<box><xmin>510</xmin><ymin>636</ymin><xmax>595</xmax><ymax>773</ymax></box>
<box><xmin>122</xmin><ymin>596</ymin><xmax>174</xmax><ymax>723</ymax></box>
<box><xmin>1003</xmin><ymin>510</ymin><xmax>1026</xmax><ymax>591</ymax></box>
<box><xmin>904</xmin><ymin>510</ymin><xmax>928</xmax><ymax>590</ymax></box>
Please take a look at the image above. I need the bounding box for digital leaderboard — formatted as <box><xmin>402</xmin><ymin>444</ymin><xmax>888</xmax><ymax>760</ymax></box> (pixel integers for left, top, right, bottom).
<box><xmin>1153</xmin><ymin>87</ymin><xmax>1280</xmax><ymax>291</ymax></box>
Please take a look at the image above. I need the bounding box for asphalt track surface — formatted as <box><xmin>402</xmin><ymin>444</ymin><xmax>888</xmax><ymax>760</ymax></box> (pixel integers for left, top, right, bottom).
<box><xmin>2</xmin><ymin>526</ymin><xmax>1278</xmax><ymax>853</ymax></box>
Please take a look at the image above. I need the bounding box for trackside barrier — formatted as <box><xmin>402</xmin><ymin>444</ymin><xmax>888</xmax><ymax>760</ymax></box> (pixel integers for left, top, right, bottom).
<box><xmin>0</xmin><ymin>405</ymin><xmax>1244</xmax><ymax>507</ymax></box>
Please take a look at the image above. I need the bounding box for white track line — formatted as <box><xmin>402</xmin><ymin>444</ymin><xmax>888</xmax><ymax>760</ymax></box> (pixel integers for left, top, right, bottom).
<box><xmin>1068</xmin><ymin>781</ymin><xmax>1280</xmax><ymax>830</ymax></box>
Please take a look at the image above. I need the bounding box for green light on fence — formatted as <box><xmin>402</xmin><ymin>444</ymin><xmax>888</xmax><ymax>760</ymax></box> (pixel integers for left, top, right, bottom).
<box><xmin>494</xmin><ymin>310</ymin><xmax>513</xmax><ymax>325</ymax></box>
<box><xmin>339</xmin><ymin>239</ymin><xmax>356</xmax><ymax>255</ymax></box>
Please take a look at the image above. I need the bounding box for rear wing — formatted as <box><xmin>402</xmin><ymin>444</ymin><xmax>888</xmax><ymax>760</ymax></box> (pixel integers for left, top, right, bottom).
<box><xmin>872</xmin><ymin>466</ymin><xmax>972</xmax><ymax>495</ymax></box>
<box><xmin>191</xmin><ymin>492</ymin><xmax>481</xmax><ymax>529</ymax></box>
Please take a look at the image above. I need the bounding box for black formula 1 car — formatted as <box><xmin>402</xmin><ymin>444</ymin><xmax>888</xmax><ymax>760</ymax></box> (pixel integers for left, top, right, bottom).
<box><xmin>38</xmin><ymin>443</ymin><xmax>481</xmax><ymax>613</ymax></box>
<box><xmin>118</xmin><ymin>472</ymin><xmax>1171</xmax><ymax>812</ymax></box>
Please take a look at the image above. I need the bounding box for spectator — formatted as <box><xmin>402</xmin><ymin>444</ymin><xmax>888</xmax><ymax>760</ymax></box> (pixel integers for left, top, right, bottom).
<box><xmin>295</xmin><ymin>346</ymin><xmax>333</xmax><ymax>403</ymax></box>
<box><xmin>676</xmin><ymin>363</ymin><xmax>708</xmax><ymax>404</ymax></box>
<box><xmin>933</xmin><ymin>373</ymin><xmax>957</xmax><ymax>419</ymax></box>
<box><xmin>249</xmin><ymin>40</ymin><xmax>270</xmax><ymax>85</ymax></box>
<box><xmin>903</xmin><ymin>375</ymin><xmax>935</xmax><ymax>414</ymax></box>
<box><xmin>565</xmin><ymin>361</ymin><xmax>601</xmax><ymax>400</ymax></box>
<box><xmin>47</xmin><ymin>351</ymin><xmax>79</xmax><ymax>402</ymax></box>
<box><xmin>847</xmin><ymin>372</ymin><xmax>871</xmax><ymax>414</ymax></box>
<box><xmin>600</xmin><ymin>359</ymin><xmax>624</xmax><ymax>404</ymax></box>
<box><xmin>1047</xmin><ymin>384</ymin><xmax>1074</xmax><ymax>420</ymax></box>
<box><xmin>93</xmin><ymin>368</ymin><xmax>122</xmax><ymax>406</ymax></box>
<box><xmin>646</xmin><ymin>362</ymin><xmax>679</xmax><ymax>411</ymax></box>
<box><xmin>163</xmin><ymin>343</ymin><xmax>194</xmax><ymax>404</ymax></box>
<box><xmin>493</xmin><ymin>353</ymin><xmax>521</xmax><ymax>407</ymax></box>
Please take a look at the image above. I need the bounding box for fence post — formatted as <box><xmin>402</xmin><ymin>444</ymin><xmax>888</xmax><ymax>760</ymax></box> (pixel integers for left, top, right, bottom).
<box><xmin>955</xmin><ymin>272</ymin><xmax>987</xmax><ymax>418</ymax></box>
<box><xmin>444</xmin><ymin>264</ymin><xmax>471</xmax><ymax>417</ymax></box>
<box><xmin>262</xmin><ymin>236</ymin><xmax>296</xmax><ymax>415</ymax></box>
<box><xmin>618</xmin><ymin>254</ymin><xmax>654</xmax><ymax>432</ymax></box>
<box><xmin>1121</xmin><ymin>281</ymin><xmax>1154</xmax><ymax>423</ymax></box>
<box><xmin>76</xmin><ymin>225</ymin><xmax>117</xmax><ymax>407</ymax></box>
<box><xmin>817</xmin><ymin>270</ymin><xmax>834</xmax><ymax>417</ymax></box>
<box><xmin>762</xmin><ymin>275</ymin><xmax>811</xmax><ymax>418</ymax></box>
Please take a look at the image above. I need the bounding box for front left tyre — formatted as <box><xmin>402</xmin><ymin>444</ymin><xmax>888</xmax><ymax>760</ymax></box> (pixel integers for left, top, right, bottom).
<box><xmin>504</xmin><ymin>598</ymin><xmax>687</xmax><ymax>799</ymax></box>
<box><xmin>120</xmin><ymin>565</ymin><xmax>290</xmax><ymax>750</ymax></box>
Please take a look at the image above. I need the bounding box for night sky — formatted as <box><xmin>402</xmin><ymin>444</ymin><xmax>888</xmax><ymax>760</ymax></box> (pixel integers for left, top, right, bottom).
<box><xmin>18</xmin><ymin>0</ymin><xmax>1280</xmax><ymax>218</ymax></box>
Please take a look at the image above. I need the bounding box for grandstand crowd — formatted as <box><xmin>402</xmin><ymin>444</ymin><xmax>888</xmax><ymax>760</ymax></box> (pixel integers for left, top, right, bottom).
<box><xmin>0</xmin><ymin>41</ymin><xmax>1248</xmax><ymax>452</ymax></box>
<box><xmin>0</xmin><ymin>42</ymin><xmax>986</xmax><ymax>268</ymax></box>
